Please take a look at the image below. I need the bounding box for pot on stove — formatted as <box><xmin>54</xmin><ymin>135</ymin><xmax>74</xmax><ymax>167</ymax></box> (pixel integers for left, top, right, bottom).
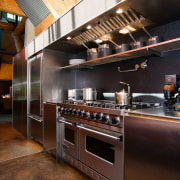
<box><xmin>115</xmin><ymin>81</ymin><xmax>131</xmax><ymax>106</ymax></box>
<box><xmin>83</xmin><ymin>88</ymin><xmax>97</xmax><ymax>101</ymax></box>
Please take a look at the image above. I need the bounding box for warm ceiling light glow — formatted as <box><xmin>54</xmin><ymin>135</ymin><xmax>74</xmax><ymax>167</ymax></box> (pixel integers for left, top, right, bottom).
<box><xmin>116</xmin><ymin>8</ymin><xmax>123</xmax><ymax>14</ymax></box>
<box><xmin>86</xmin><ymin>25</ymin><xmax>92</xmax><ymax>29</ymax></box>
<box><xmin>126</xmin><ymin>25</ymin><xmax>136</xmax><ymax>32</ymax></box>
<box><xmin>67</xmin><ymin>36</ymin><xmax>71</xmax><ymax>40</ymax></box>
<box><xmin>119</xmin><ymin>28</ymin><xmax>129</xmax><ymax>34</ymax></box>
<box><xmin>95</xmin><ymin>39</ymin><xmax>103</xmax><ymax>43</ymax></box>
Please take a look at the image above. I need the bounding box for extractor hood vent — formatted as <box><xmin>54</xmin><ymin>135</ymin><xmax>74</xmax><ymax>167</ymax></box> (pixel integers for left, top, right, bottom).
<box><xmin>72</xmin><ymin>9</ymin><xmax>153</xmax><ymax>45</ymax></box>
<box><xmin>15</xmin><ymin>0</ymin><xmax>50</xmax><ymax>26</ymax></box>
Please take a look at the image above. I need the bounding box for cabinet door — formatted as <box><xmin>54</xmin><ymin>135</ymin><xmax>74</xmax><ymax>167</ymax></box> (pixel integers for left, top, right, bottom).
<box><xmin>43</xmin><ymin>103</ymin><xmax>56</xmax><ymax>156</ymax></box>
<box><xmin>124</xmin><ymin>116</ymin><xmax>180</xmax><ymax>180</ymax></box>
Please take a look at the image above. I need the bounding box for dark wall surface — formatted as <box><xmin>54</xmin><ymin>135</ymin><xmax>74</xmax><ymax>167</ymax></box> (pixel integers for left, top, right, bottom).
<box><xmin>0</xmin><ymin>81</ymin><xmax>12</xmax><ymax>96</ymax></box>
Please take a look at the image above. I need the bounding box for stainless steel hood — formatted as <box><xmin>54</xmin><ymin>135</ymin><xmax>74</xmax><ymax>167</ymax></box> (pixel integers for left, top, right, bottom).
<box><xmin>47</xmin><ymin>0</ymin><xmax>180</xmax><ymax>53</ymax></box>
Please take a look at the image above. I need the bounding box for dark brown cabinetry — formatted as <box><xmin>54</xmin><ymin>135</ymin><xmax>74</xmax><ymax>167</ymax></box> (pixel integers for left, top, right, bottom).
<box><xmin>43</xmin><ymin>103</ymin><xmax>57</xmax><ymax>157</ymax></box>
<box><xmin>124</xmin><ymin>115</ymin><xmax>180</xmax><ymax>180</ymax></box>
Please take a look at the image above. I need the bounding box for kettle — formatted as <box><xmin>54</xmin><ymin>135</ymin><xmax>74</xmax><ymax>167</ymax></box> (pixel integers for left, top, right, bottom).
<box><xmin>115</xmin><ymin>81</ymin><xmax>131</xmax><ymax>106</ymax></box>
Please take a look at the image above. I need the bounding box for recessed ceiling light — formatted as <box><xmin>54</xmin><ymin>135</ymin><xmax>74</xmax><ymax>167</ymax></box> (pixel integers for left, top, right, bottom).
<box><xmin>116</xmin><ymin>9</ymin><xmax>123</xmax><ymax>14</ymax></box>
<box><xmin>119</xmin><ymin>28</ymin><xmax>129</xmax><ymax>34</ymax></box>
<box><xmin>126</xmin><ymin>25</ymin><xmax>136</xmax><ymax>32</ymax></box>
<box><xmin>86</xmin><ymin>25</ymin><xmax>92</xmax><ymax>29</ymax></box>
<box><xmin>67</xmin><ymin>36</ymin><xmax>71</xmax><ymax>40</ymax></box>
<box><xmin>95</xmin><ymin>39</ymin><xmax>103</xmax><ymax>43</ymax></box>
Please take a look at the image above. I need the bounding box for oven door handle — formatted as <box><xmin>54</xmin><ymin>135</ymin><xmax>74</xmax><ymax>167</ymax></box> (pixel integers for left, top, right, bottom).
<box><xmin>58</xmin><ymin>117</ymin><xmax>74</xmax><ymax>126</ymax></box>
<box><xmin>77</xmin><ymin>125</ymin><xmax>123</xmax><ymax>141</ymax></box>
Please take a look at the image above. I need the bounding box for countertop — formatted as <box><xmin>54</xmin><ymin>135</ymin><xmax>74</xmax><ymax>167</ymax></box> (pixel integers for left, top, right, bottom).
<box><xmin>125</xmin><ymin>106</ymin><xmax>180</xmax><ymax>120</ymax></box>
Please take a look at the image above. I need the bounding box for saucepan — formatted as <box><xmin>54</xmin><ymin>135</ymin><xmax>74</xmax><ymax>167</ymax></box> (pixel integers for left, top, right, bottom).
<box><xmin>83</xmin><ymin>88</ymin><xmax>97</xmax><ymax>101</ymax></box>
<box><xmin>142</xmin><ymin>27</ymin><xmax>162</xmax><ymax>45</ymax></box>
<box><xmin>98</xmin><ymin>44</ymin><xmax>112</xmax><ymax>58</ymax></box>
<box><xmin>82</xmin><ymin>43</ymin><xmax>98</xmax><ymax>60</ymax></box>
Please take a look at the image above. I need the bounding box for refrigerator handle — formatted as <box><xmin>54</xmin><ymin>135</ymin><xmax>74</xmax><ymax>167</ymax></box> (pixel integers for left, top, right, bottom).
<box><xmin>28</xmin><ymin>115</ymin><xmax>43</xmax><ymax>122</ymax></box>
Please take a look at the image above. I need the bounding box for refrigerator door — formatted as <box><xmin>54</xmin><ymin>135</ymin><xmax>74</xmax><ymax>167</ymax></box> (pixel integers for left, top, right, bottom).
<box><xmin>29</xmin><ymin>53</ymin><xmax>42</xmax><ymax>116</ymax></box>
<box><xmin>13</xmin><ymin>48</ymin><xmax>27</xmax><ymax>137</ymax></box>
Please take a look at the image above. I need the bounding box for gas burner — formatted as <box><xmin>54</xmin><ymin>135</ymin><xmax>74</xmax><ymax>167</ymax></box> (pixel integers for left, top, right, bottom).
<box><xmin>63</xmin><ymin>100</ymin><xmax>160</xmax><ymax>110</ymax></box>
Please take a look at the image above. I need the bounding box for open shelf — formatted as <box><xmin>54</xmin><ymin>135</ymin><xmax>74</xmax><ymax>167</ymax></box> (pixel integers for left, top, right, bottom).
<box><xmin>60</xmin><ymin>37</ymin><xmax>180</xmax><ymax>70</ymax></box>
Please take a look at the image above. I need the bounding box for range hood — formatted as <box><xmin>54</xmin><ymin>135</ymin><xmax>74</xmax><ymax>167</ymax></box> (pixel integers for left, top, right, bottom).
<box><xmin>48</xmin><ymin>0</ymin><xmax>180</xmax><ymax>53</ymax></box>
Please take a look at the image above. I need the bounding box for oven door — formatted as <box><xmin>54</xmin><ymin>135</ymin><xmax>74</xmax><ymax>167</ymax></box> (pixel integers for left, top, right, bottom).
<box><xmin>58</xmin><ymin>117</ymin><xmax>78</xmax><ymax>159</ymax></box>
<box><xmin>78</xmin><ymin>124</ymin><xmax>123</xmax><ymax>180</ymax></box>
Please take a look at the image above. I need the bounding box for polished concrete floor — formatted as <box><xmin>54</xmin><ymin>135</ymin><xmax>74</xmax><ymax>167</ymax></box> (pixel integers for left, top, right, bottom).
<box><xmin>0</xmin><ymin>114</ymin><xmax>91</xmax><ymax>180</ymax></box>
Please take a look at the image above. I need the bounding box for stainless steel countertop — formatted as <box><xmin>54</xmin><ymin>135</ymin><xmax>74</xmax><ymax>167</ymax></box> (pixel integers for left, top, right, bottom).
<box><xmin>125</xmin><ymin>106</ymin><xmax>180</xmax><ymax>120</ymax></box>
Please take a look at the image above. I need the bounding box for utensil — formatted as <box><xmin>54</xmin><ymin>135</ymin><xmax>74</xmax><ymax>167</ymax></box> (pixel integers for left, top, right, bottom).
<box><xmin>83</xmin><ymin>88</ymin><xmax>97</xmax><ymax>101</ymax></box>
<box><xmin>82</xmin><ymin>43</ymin><xmax>98</xmax><ymax>60</ymax></box>
<box><xmin>68</xmin><ymin>89</ymin><xmax>83</xmax><ymax>100</ymax></box>
<box><xmin>115</xmin><ymin>81</ymin><xmax>131</xmax><ymax>105</ymax></box>
<box><xmin>104</xmin><ymin>36</ymin><xmax>131</xmax><ymax>53</ymax></box>
<box><xmin>98</xmin><ymin>44</ymin><xmax>112</xmax><ymax>58</ymax></box>
<box><xmin>128</xmin><ymin>31</ymin><xmax>146</xmax><ymax>49</ymax></box>
<box><xmin>142</xmin><ymin>27</ymin><xmax>162</xmax><ymax>45</ymax></box>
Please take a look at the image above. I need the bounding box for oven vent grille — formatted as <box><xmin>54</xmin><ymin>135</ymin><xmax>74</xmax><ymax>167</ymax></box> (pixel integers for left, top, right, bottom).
<box><xmin>72</xmin><ymin>9</ymin><xmax>152</xmax><ymax>45</ymax></box>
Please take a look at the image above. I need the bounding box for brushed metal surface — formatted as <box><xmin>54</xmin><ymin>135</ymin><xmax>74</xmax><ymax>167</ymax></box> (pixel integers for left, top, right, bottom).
<box><xmin>13</xmin><ymin>48</ymin><xmax>27</xmax><ymax>137</ymax></box>
<box><xmin>28</xmin><ymin>53</ymin><xmax>42</xmax><ymax>117</ymax></box>
<box><xmin>42</xmin><ymin>49</ymin><xmax>74</xmax><ymax>102</ymax></box>
<box><xmin>124</xmin><ymin>116</ymin><xmax>180</xmax><ymax>180</ymax></box>
<box><xmin>78</xmin><ymin>124</ymin><xmax>123</xmax><ymax>180</ymax></box>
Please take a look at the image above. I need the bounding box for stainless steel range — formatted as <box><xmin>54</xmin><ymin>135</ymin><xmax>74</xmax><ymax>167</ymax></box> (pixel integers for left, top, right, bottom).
<box><xmin>57</xmin><ymin>100</ymin><xmax>158</xmax><ymax>180</ymax></box>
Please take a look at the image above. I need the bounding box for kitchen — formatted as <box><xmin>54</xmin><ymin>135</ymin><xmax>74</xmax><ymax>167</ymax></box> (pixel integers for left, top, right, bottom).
<box><xmin>3</xmin><ymin>0</ymin><xmax>180</xmax><ymax>179</ymax></box>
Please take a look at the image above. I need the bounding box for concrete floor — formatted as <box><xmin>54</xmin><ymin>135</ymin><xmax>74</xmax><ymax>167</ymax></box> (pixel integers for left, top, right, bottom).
<box><xmin>0</xmin><ymin>115</ymin><xmax>91</xmax><ymax>180</ymax></box>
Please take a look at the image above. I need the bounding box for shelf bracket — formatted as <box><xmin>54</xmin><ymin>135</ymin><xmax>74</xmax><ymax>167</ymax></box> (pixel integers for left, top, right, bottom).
<box><xmin>147</xmin><ymin>48</ymin><xmax>161</xmax><ymax>57</ymax></box>
<box><xmin>118</xmin><ymin>64</ymin><xmax>139</xmax><ymax>72</ymax></box>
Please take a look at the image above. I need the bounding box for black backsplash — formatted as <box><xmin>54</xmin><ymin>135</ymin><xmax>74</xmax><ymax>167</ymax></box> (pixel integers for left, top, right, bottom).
<box><xmin>73</xmin><ymin>19</ymin><xmax>180</xmax><ymax>94</ymax></box>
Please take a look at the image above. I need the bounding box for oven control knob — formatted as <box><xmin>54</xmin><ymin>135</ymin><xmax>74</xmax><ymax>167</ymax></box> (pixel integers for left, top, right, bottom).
<box><xmin>65</xmin><ymin>108</ymin><xmax>69</xmax><ymax>113</ymax></box>
<box><xmin>91</xmin><ymin>113</ymin><xmax>97</xmax><ymax>119</ymax></box>
<box><xmin>112</xmin><ymin>116</ymin><xmax>120</xmax><ymax>125</ymax></box>
<box><xmin>73</xmin><ymin>109</ymin><xmax>78</xmax><ymax>115</ymax></box>
<box><xmin>81</xmin><ymin>110</ymin><xmax>85</xmax><ymax>116</ymax></box>
<box><xmin>83</xmin><ymin>111</ymin><xmax>90</xmax><ymax>118</ymax></box>
<box><xmin>68</xmin><ymin>108</ymin><xmax>72</xmax><ymax>114</ymax></box>
<box><xmin>60</xmin><ymin>107</ymin><xmax>65</xmax><ymax>114</ymax></box>
<box><xmin>96</xmin><ymin>112</ymin><xmax>103</xmax><ymax>120</ymax></box>
<box><xmin>77</xmin><ymin>109</ymin><xmax>81</xmax><ymax>115</ymax></box>
<box><xmin>102</xmin><ymin>115</ymin><xmax>109</xmax><ymax>123</ymax></box>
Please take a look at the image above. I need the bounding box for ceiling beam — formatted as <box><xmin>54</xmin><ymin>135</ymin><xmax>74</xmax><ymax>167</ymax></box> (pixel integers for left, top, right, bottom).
<box><xmin>0</xmin><ymin>0</ymin><xmax>26</xmax><ymax>17</ymax></box>
<box><xmin>0</xmin><ymin>21</ymin><xmax>15</xmax><ymax>31</ymax></box>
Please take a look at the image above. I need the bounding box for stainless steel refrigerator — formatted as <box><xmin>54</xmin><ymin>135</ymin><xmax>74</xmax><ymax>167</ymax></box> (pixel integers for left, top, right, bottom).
<box><xmin>27</xmin><ymin>52</ymin><xmax>43</xmax><ymax>144</ymax></box>
<box><xmin>13</xmin><ymin>48</ymin><xmax>27</xmax><ymax>137</ymax></box>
